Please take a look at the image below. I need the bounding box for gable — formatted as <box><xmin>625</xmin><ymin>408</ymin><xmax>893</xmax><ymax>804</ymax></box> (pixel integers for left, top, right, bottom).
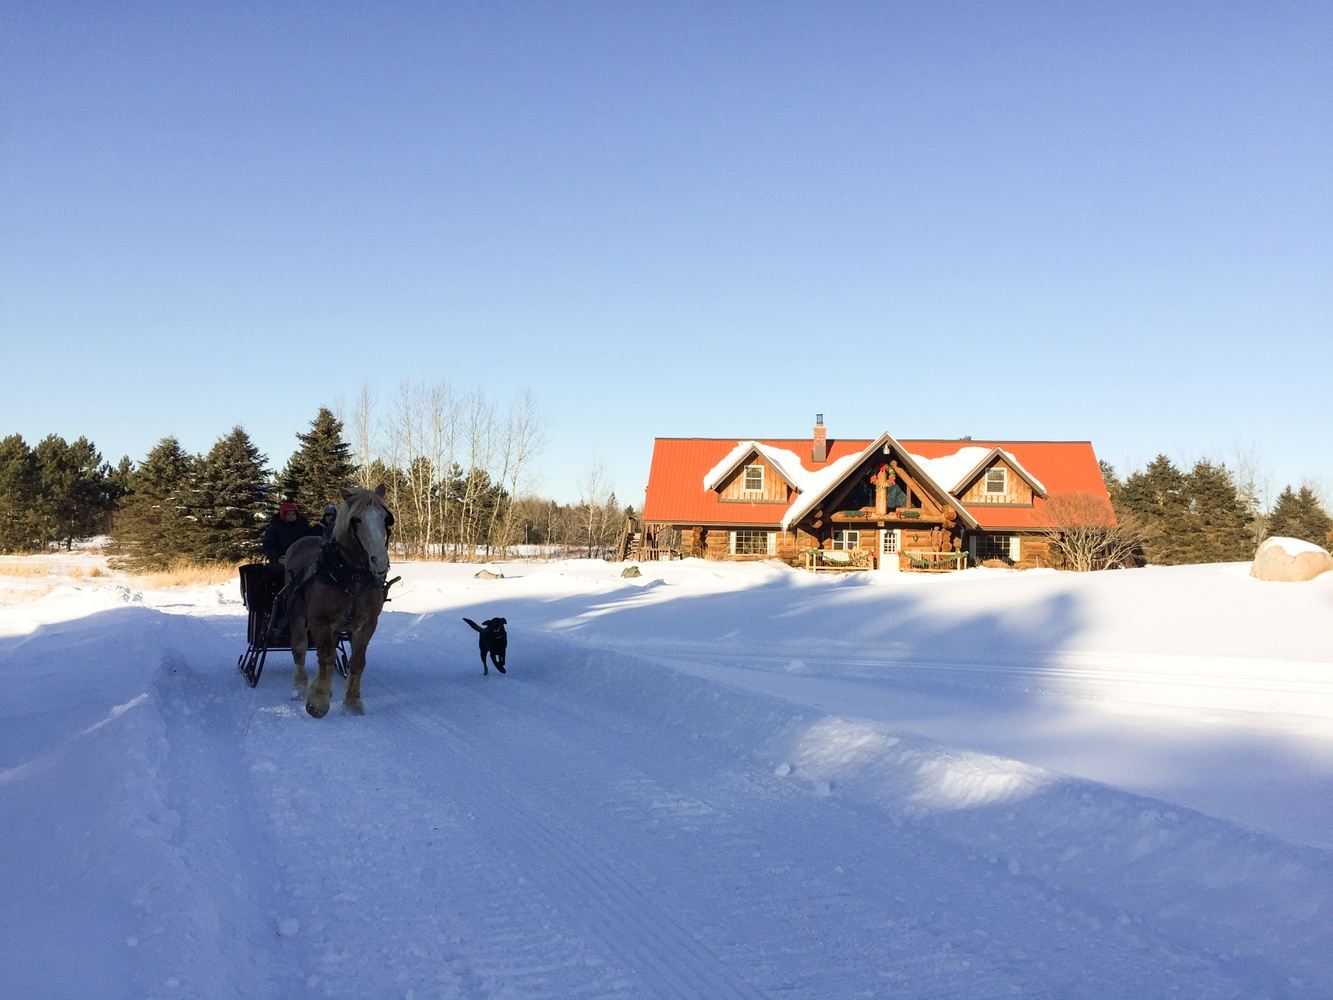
<box><xmin>782</xmin><ymin>433</ymin><xmax>978</xmax><ymax>531</ymax></box>
<box><xmin>954</xmin><ymin>453</ymin><xmax>1041</xmax><ymax>506</ymax></box>
<box><xmin>714</xmin><ymin>452</ymin><xmax>793</xmax><ymax>504</ymax></box>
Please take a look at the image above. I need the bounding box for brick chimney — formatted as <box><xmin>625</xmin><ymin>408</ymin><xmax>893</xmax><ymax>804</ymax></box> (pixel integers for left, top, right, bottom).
<box><xmin>812</xmin><ymin>413</ymin><xmax>827</xmax><ymax>463</ymax></box>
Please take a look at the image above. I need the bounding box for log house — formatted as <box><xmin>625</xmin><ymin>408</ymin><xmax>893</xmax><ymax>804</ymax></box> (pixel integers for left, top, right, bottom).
<box><xmin>638</xmin><ymin>416</ymin><xmax>1114</xmax><ymax>571</ymax></box>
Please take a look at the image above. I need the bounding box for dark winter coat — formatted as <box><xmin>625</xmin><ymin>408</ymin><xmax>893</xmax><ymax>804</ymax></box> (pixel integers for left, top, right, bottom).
<box><xmin>262</xmin><ymin>515</ymin><xmax>319</xmax><ymax>563</ymax></box>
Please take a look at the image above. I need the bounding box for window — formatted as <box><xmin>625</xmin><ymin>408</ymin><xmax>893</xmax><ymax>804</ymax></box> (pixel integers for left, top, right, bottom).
<box><xmin>730</xmin><ymin>529</ymin><xmax>775</xmax><ymax>556</ymax></box>
<box><xmin>743</xmin><ymin>465</ymin><xmax>764</xmax><ymax>492</ymax></box>
<box><xmin>974</xmin><ymin>533</ymin><xmax>1019</xmax><ymax>563</ymax></box>
<box><xmin>832</xmin><ymin>529</ymin><xmax>860</xmax><ymax>550</ymax></box>
<box><xmin>985</xmin><ymin>467</ymin><xmax>1008</xmax><ymax>495</ymax></box>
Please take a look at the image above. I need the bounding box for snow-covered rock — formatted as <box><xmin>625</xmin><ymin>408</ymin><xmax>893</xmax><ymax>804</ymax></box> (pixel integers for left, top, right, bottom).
<box><xmin>1249</xmin><ymin>535</ymin><xmax>1333</xmax><ymax>582</ymax></box>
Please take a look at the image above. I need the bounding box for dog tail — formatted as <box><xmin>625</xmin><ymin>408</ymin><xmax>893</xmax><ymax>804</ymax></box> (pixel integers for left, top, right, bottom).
<box><xmin>462</xmin><ymin>617</ymin><xmax>482</xmax><ymax>633</ymax></box>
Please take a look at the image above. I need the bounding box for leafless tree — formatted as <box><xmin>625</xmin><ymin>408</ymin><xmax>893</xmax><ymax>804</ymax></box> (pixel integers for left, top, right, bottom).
<box><xmin>343</xmin><ymin>379</ymin><xmax>550</xmax><ymax>561</ymax></box>
<box><xmin>385</xmin><ymin>381</ymin><xmax>456</xmax><ymax>558</ymax></box>
<box><xmin>344</xmin><ymin>383</ymin><xmax>377</xmax><ymax>488</ymax></box>
<box><xmin>1035</xmin><ymin>492</ymin><xmax>1145</xmax><ymax>571</ymax></box>
<box><xmin>486</xmin><ymin>389</ymin><xmax>545</xmax><ymax>555</ymax></box>
<box><xmin>452</xmin><ymin>388</ymin><xmax>494</xmax><ymax>559</ymax></box>
<box><xmin>1229</xmin><ymin>440</ymin><xmax>1270</xmax><ymax>548</ymax></box>
<box><xmin>576</xmin><ymin>459</ymin><xmax>614</xmax><ymax>557</ymax></box>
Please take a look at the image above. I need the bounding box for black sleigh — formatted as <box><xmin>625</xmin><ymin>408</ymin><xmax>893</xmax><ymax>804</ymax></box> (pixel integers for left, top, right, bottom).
<box><xmin>236</xmin><ymin>563</ymin><xmax>349</xmax><ymax>688</ymax></box>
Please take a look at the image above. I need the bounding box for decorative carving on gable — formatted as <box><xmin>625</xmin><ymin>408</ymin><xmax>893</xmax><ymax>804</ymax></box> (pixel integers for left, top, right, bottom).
<box><xmin>820</xmin><ymin>457</ymin><xmax>953</xmax><ymax>526</ymax></box>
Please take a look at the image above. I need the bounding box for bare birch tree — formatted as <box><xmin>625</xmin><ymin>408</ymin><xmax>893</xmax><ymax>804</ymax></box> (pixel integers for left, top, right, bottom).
<box><xmin>486</xmin><ymin>389</ymin><xmax>545</xmax><ymax>555</ymax></box>
<box><xmin>576</xmin><ymin>459</ymin><xmax>617</xmax><ymax>557</ymax></box>
<box><xmin>458</xmin><ymin>389</ymin><xmax>500</xmax><ymax>558</ymax></box>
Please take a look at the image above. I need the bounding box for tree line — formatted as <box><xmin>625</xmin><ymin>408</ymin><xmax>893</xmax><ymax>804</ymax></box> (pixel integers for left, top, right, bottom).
<box><xmin>1047</xmin><ymin>455</ymin><xmax>1333</xmax><ymax>571</ymax></box>
<box><xmin>5</xmin><ymin>408</ymin><xmax>1328</xmax><ymax>571</ymax></box>
<box><xmin>1</xmin><ymin>390</ymin><xmax>630</xmax><ymax>568</ymax></box>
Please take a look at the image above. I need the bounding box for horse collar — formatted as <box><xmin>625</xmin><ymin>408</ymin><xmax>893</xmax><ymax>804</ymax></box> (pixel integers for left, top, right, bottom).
<box><xmin>316</xmin><ymin>538</ymin><xmax>383</xmax><ymax>592</ymax></box>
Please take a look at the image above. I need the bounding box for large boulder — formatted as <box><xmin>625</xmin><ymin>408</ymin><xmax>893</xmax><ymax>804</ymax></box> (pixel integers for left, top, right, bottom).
<box><xmin>1250</xmin><ymin>536</ymin><xmax>1333</xmax><ymax>582</ymax></box>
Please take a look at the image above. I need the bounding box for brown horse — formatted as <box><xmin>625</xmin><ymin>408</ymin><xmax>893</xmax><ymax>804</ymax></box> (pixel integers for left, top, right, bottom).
<box><xmin>283</xmin><ymin>485</ymin><xmax>394</xmax><ymax>718</ymax></box>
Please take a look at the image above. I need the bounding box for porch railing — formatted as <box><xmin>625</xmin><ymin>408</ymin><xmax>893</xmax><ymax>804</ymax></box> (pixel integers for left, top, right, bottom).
<box><xmin>899</xmin><ymin>550</ymin><xmax>968</xmax><ymax>572</ymax></box>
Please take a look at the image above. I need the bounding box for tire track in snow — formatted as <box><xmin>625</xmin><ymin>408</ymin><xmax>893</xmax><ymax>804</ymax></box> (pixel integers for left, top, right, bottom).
<box><xmin>377</xmin><ymin>690</ymin><xmax>769</xmax><ymax>1000</ymax></box>
<box><xmin>374</xmin><ymin>676</ymin><xmax>1056</xmax><ymax>999</ymax></box>
<box><xmin>220</xmin><ymin>625</ymin><xmax>1301</xmax><ymax>998</ymax></box>
<box><xmin>422</xmin><ymin>637</ymin><xmax>1279</xmax><ymax>999</ymax></box>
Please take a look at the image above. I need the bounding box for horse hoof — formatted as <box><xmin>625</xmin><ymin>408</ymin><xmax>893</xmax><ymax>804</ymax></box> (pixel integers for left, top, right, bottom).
<box><xmin>343</xmin><ymin>699</ymin><xmax>365</xmax><ymax>716</ymax></box>
<box><xmin>305</xmin><ymin>700</ymin><xmax>329</xmax><ymax>719</ymax></box>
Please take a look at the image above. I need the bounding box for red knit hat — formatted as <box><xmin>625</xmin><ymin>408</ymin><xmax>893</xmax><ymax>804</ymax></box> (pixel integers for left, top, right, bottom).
<box><xmin>279</xmin><ymin>501</ymin><xmax>299</xmax><ymax>515</ymax></box>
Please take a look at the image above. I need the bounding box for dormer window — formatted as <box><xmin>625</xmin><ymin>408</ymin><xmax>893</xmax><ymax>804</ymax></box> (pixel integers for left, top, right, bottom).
<box><xmin>743</xmin><ymin>465</ymin><xmax>764</xmax><ymax>493</ymax></box>
<box><xmin>985</xmin><ymin>467</ymin><xmax>1007</xmax><ymax>495</ymax></box>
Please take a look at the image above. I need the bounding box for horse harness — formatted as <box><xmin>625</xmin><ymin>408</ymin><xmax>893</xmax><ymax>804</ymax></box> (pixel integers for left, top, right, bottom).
<box><xmin>315</xmin><ymin>537</ymin><xmax>384</xmax><ymax>594</ymax></box>
<box><xmin>311</xmin><ymin>514</ymin><xmax>400</xmax><ymax>613</ymax></box>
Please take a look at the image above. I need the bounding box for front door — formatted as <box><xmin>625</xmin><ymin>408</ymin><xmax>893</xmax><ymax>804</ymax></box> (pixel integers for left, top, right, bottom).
<box><xmin>879</xmin><ymin>528</ymin><xmax>901</xmax><ymax>572</ymax></box>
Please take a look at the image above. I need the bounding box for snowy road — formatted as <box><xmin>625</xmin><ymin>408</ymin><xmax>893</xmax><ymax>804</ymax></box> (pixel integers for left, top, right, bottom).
<box><xmin>3</xmin><ymin>559</ymin><xmax>1332</xmax><ymax>998</ymax></box>
<box><xmin>128</xmin><ymin>625</ymin><xmax>1326</xmax><ymax>999</ymax></box>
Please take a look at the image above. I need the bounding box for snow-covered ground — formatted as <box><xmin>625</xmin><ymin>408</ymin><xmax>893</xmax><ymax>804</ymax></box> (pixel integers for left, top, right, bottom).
<box><xmin>2</xmin><ymin>555</ymin><xmax>1331</xmax><ymax>999</ymax></box>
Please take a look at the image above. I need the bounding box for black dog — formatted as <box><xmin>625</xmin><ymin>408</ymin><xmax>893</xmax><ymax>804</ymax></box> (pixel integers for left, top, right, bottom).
<box><xmin>463</xmin><ymin>617</ymin><xmax>507</xmax><ymax>675</ymax></box>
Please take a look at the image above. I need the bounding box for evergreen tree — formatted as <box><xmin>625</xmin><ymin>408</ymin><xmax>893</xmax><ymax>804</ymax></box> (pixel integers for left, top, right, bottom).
<box><xmin>1099</xmin><ymin>460</ymin><xmax>1122</xmax><ymax>504</ymax></box>
<box><xmin>1119</xmin><ymin>455</ymin><xmax>1256</xmax><ymax>564</ymax></box>
<box><xmin>1267</xmin><ymin>486</ymin><xmax>1333</xmax><ymax>546</ymax></box>
<box><xmin>280</xmin><ymin>407</ymin><xmax>357</xmax><ymax>516</ymax></box>
<box><xmin>194</xmin><ymin>426</ymin><xmax>272</xmax><ymax>563</ymax></box>
<box><xmin>1183</xmin><ymin>460</ymin><xmax>1253</xmax><ymax>563</ymax></box>
<box><xmin>109</xmin><ymin>436</ymin><xmax>198</xmax><ymax>571</ymax></box>
<box><xmin>0</xmin><ymin>434</ymin><xmax>39</xmax><ymax>552</ymax></box>
<box><xmin>103</xmin><ymin>456</ymin><xmax>135</xmax><ymax>534</ymax></box>
<box><xmin>1118</xmin><ymin>455</ymin><xmax>1191</xmax><ymax>564</ymax></box>
<box><xmin>32</xmin><ymin>434</ymin><xmax>110</xmax><ymax>549</ymax></box>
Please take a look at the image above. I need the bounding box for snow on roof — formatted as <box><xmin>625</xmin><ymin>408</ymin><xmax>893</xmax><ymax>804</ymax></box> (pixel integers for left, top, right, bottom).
<box><xmin>909</xmin><ymin>446</ymin><xmax>993</xmax><ymax>495</ymax></box>
<box><xmin>778</xmin><ymin>452</ymin><xmax>864</xmax><ymax>530</ymax></box>
<box><xmin>702</xmin><ymin>441</ymin><xmax>829</xmax><ymax>493</ymax></box>
<box><xmin>910</xmin><ymin>446</ymin><xmax>1048</xmax><ymax>496</ymax></box>
<box><xmin>701</xmin><ymin>440</ymin><xmax>865</xmax><ymax>531</ymax></box>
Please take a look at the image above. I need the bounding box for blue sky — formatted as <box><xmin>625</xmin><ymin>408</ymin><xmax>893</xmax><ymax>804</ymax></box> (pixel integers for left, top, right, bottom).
<box><xmin>3</xmin><ymin>2</ymin><xmax>1330</xmax><ymax>506</ymax></box>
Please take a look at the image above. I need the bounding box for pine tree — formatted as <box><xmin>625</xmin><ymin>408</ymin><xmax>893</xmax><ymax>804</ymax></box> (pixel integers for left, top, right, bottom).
<box><xmin>1267</xmin><ymin>486</ymin><xmax>1333</xmax><ymax>547</ymax></box>
<box><xmin>109</xmin><ymin>436</ymin><xmax>198</xmax><ymax>571</ymax></box>
<box><xmin>0</xmin><ymin>434</ymin><xmax>39</xmax><ymax>552</ymax></box>
<box><xmin>103</xmin><ymin>456</ymin><xmax>135</xmax><ymax>534</ymax></box>
<box><xmin>194</xmin><ymin>426</ymin><xmax>272</xmax><ymax>563</ymax></box>
<box><xmin>32</xmin><ymin>434</ymin><xmax>110</xmax><ymax>549</ymax></box>
<box><xmin>1118</xmin><ymin>455</ymin><xmax>1191</xmax><ymax>564</ymax></box>
<box><xmin>1183</xmin><ymin>460</ymin><xmax>1253</xmax><ymax>563</ymax></box>
<box><xmin>1099</xmin><ymin>460</ymin><xmax>1122</xmax><ymax>504</ymax></box>
<box><xmin>280</xmin><ymin>407</ymin><xmax>358</xmax><ymax>516</ymax></box>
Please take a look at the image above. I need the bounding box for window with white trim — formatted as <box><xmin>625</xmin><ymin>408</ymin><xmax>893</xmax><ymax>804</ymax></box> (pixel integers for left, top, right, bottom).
<box><xmin>973</xmin><ymin>533</ymin><xmax>1019</xmax><ymax>563</ymax></box>
<box><xmin>730</xmin><ymin>529</ymin><xmax>775</xmax><ymax>556</ymax></box>
<box><xmin>743</xmin><ymin>465</ymin><xmax>764</xmax><ymax>492</ymax></box>
<box><xmin>985</xmin><ymin>466</ymin><xmax>1008</xmax><ymax>495</ymax></box>
<box><xmin>832</xmin><ymin>529</ymin><xmax>860</xmax><ymax>550</ymax></box>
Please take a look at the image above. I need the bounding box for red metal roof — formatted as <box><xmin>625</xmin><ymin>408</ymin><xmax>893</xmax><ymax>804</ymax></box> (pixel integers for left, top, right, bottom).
<box><xmin>641</xmin><ymin>436</ymin><xmax>1112</xmax><ymax>530</ymax></box>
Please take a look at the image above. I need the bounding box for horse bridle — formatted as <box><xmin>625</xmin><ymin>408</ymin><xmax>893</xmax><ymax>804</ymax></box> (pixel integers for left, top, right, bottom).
<box><xmin>345</xmin><ymin>507</ymin><xmax>393</xmax><ymax>567</ymax></box>
<box><xmin>321</xmin><ymin>503</ymin><xmax>395</xmax><ymax>592</ymax></box>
